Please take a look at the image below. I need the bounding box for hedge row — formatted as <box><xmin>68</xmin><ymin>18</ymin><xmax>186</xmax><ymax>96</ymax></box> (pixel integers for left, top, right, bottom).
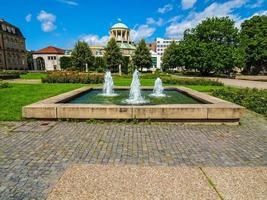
<box><xmin>0</xmin><ymin>71</ymin><xmax>27</xmax><ymax>80</ymax></box>
<box><xmin>42</xmin><ymin>71</ymin><xmax>104</xmax><ymax>84</ymax></box>
<box><xmin>211</xmin><ymin>88</ymin><xmax>267</xmax><ymax>117</ymax></box>
<box><xmin>162</xmin><ymin>77</ymin><xmax>223</xmax><ymax>86</ymax></box>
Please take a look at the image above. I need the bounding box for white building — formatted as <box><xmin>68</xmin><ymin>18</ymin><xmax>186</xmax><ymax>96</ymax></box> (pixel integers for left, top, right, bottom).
<box><xmin>155</xmin><ymin>38</ymin><xmax>179</xmax><ymax>56</ymax></box>
<box><xmin>33</xmin><ymin>46</ymin><xmax>69</xmax><ymax>71</ymax></box>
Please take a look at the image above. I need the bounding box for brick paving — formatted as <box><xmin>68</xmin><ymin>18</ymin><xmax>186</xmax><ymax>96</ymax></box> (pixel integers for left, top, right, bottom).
<box><xmin>0</xmin><ymin>112</ymin><xmax>266</xmax><ymax>199</ymax></box>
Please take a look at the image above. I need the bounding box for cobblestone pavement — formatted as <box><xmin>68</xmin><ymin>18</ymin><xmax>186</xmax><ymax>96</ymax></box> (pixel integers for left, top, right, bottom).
<box><xmin>0</xmin><ymin>112</ymin><xmax>266</xmax><ymax>199</ymax></box>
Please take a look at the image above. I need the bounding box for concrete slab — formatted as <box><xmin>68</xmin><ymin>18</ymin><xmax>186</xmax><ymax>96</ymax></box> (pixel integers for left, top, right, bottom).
<box><xmin>203</xmin><ymin>167</ymin><xmax>267</xmax><ymax>200</ymax></box>
<box><xmin>47</xmin><ymin>165</ymin><xmax>219</xmax><ymax>200</ymax></box>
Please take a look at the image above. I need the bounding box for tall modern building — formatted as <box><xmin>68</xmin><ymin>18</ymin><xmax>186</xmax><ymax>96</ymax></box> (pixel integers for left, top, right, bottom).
<box><xmin>0</xmin><ymin>19</ymin><xmax>27</xmax><ymax>70</ymax></box>
<box><xmin>155</xmin><ymin>38</ymin><xmax>179</xmax><ymax>56</ymax></box>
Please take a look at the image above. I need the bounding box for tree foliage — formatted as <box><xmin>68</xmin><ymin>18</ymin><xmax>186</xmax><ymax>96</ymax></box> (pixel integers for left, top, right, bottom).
<box><xmin>132</xmin><ymin>39</ymin><xmax>152</xmax><ymax>71</ymax></box>
<box><xmin>71</xmin><ymin>41</ymin><xmax>94</xmax><ymax>71</ymax></box>
<box><xmin>240</xmin><ymin>15</ymin><xmax>267</xmax><ymax>74</ymax></box>
<box><xmin>161</xmin><ymin>42</ymin><xmax>182</xmax><ymax>71</ymax></box>
<box><xmin>175</xmin><ymin>17</ymin><xmax>244</xmax><ymax>76</ymax></box>
<box><xmin>26</xmin><ymin>51</ymin><xmax>34</xmax><ymax>70</ymax></box>
<box><xmin>94</xmin><ymin>57</ymin><xmax>105</xmax><ymax>72</ymax></box>
<box><xmin>104</xmin><ymin>38</ymin><xmax>123</xmax><ymax>72</ymax></box>
<box><xmin>60</xmin><ymin>56</ymin><xmax>72</xmax><ymax>70</ymax></box>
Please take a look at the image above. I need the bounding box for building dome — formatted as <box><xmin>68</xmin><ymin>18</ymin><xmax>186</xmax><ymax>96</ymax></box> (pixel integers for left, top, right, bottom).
<box><xmin>111</xmin><ymin>22</ymin><xmax>128</xmax><ymax>29</ymax></box>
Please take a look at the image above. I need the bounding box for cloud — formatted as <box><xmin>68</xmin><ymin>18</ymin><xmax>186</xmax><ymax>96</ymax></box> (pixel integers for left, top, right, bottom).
<box><xmin>130</xmin><ymin>25</ymin><xmax>155</xmax><ymax>42</ymax></box>
<box><xmin>80</xmin><ymin>34</ymin><xmax>109</xmax><ymax>45</ymax></box>
<box><xmin>37</xmin><ymin>10</ymin><xmax>57</xmax><ymax>32</ymax></box>
<box><xmin>166</xmin><ymin>0</ymin><xmax>246</xmax><ymax>38</ymax></box>
<box><xmin>25</xmin><ymin>14</ymin><xmax>32</xmax><ymax>22</ymax></box>
<box><xmin>146</xmin><ymin>17</ymin><xmax>164</xmax><ymax>26</ymax></box>
<box><xmin>158</xmin><ymin>4</ymin><xmax>173</xmax><ymax>14</ymax></box>
<box><xmin>57</xmin><ymin>0</ymin><xmax>78</xmax><ymax>6</ymax></box>
<box><xmin>181</xmin><ymin>0</ymin><xmax>198</xmax><ymax>10</ymax></box>
<box><xmin>247</xmin><ymin>0</ymin><xmax>264</xmax><ymax>8</ymax></box>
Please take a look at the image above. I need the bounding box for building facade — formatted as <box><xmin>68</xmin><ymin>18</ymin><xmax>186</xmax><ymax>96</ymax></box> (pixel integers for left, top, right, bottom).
<box><xmin>33</xmin><ymin>46</ymin><xmax>67</xmax><ymax>71</ymax></box>
<box><xmin>155</xmin><ymin>38</ymin><xmax>179</xmax><ymax>56</ymax></box>
<box><xmin>0</xmin><ymin>19</ymin><xmax>27</xmax><ymax>70</ymax></box>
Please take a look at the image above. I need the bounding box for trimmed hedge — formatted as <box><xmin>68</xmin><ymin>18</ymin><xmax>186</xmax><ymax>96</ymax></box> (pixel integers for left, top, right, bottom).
<box><xmin>0</xmin><ymin>71</ymin><xmax>27</xmax><ymax>80</ymax></box>
<box><xmin>211</xmin><ymin>88</ymin><xmax>267</xmax><ymax>116</ymax></box>
<box><xmin>42</xmin><ymin>71</ymin><xmax>104</xmax><ymax>84</ymax></box>
<box><xmin>0</xmin><ymin>81</ymin><xmax>10</xmax><ymax>88</ymax></box>
<box><xmin>162</xmin><ymin>77</ymin><xmax>223</xmax><ymax>86</ymax></box>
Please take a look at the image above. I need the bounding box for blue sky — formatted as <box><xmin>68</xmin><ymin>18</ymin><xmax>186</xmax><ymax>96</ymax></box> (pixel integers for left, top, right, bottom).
<box><xmin>1</xmin><ymin>0</ymin><xmax>266</xmax><ymax>50</ymax></box>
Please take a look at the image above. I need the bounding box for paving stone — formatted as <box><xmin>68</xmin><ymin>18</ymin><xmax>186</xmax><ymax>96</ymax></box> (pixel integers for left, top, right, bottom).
<box><xmin>0</xmin><ymin>111</ymin><xmax>266</xmax><ymax>199</ymax></box>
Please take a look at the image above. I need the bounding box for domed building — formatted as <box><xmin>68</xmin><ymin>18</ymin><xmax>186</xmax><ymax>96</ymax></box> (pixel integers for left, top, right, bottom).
<box><xmin>109</xmin><ymin>22</ymin><xmax>136</xmax><ymax>56</ymax></box>
<box><xmin>90</xmin><ymin>21</ymin><xmax>135</xmax><ymax>57</ymax></box>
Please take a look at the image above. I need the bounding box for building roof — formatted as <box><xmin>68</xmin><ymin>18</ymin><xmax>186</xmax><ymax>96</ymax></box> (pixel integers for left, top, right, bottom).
<box><xmin>118</xmin><ymin>43</ymin><xmax>136</xmax><ymax>50</ymax></box>
<box><xmin>34</xmin><ymin>46</ymin><xmax>65</xmax><ymax>54</ymax></box>
<box><xmin>111</xmin><ymin>22</ymin><xmax>128</xmax><ymax>29</ymax></box>
<box><xmin>0</xmin><ymin>19</ymin><xmax>24</xmax><ymax>38</ymax></box>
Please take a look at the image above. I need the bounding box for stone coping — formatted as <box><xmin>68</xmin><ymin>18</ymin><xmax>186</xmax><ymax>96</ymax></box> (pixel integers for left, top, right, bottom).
<box><xmin>22</xmin><ymin>86</ymin><xmax>245</xmax><ymax>121</ymax></box>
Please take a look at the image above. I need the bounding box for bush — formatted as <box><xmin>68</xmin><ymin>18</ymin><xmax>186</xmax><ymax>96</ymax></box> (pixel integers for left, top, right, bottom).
<box><xmin>0</xmin><ymin>70</ymin><xmax>27</xmax><ymax>79</ymax></box>
<box><xmin>0</xmin><ymin>81</ymin><xmax>10</xmax><ymax>88</ymax></box>
<box><xmin>42</xmin><ymin>71</ymin><xmax>104</xmax><ymax>84</ymax></box>
<box><xmin>211</xmin><ymin>88</ymin><xmax>267</xmax><ymax>116</ymax></box>
<box><xmin>162</xmin><ymin>77</ymin><xmax>223</xmax><ymax>86</ymax></box>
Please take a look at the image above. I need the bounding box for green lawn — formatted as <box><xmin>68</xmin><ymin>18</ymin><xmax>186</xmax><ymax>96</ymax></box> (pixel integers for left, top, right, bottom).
<box><xmin>20</xmin><ymin>73</ymin><xmax>48</xmax><ymax>79</ymax></box>
<box><xmin>0</xmin><ymin>83</ymin><xmax>84</xmax><ymax>121</ymax></box>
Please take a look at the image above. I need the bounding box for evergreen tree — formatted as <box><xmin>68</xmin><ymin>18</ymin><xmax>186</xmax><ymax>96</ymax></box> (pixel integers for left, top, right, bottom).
<box><xmin>132</xmin><ymin>39</ymin><xmax>152</xmax><ymax>71</ymax></box>
<box><xmin>104</xmin><ymin>38</ymin><xmax>123</xmax><ymax>72</ymax></box>
<box><xmin>60</xmin><ymin>56</ymin><xmax>72</xmax><ymax>70</ymax></box>
<box><xmin>240</xmin><ymin>15</ymin><xmax>267</xmax><ymax>74</ymax></box>
<box><xmin>71</xmin><ymin>41</ymin><xmax>94</xmax><ymax>71</ymax></box>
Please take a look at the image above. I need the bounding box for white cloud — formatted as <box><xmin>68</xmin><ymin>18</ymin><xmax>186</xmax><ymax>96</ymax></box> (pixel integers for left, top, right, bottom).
<box><xmin>146</xmin><ymin>17</ymin><xmax>164</xmax><ymax>26</ymax></box>
<box><xmin>80</xmin><ymin>34</ymin><xmax>109</xmax><ymax>45</ymax></box>
<box><xmin>166</xmin><ymin>0</ymin><xmax>246</xmax><ymax>38</ymax></box>
<box><xmin>181</xmin><ymin>0</ymin><xmax>198</xmax><ymax>10</ymax></box>
<box><xmin>247</xmin><ymin>0</ymin><xmax>264</xmax><ymax>8</ymax></box>
<box><xmin>37</xmin><ymin>10</ymin><xmax>57</xmax><ymax>32</ymax></box>
<box><xmin>57</xmin><ymin>0</ymin><xmax>78</xmax><ymax>6</ymax></box>
<box><xmin>25</xmin><ymin>14</ymin><xmax>32</xmax><ymax>22</ymax></box>
<box><xmin>158</xmin><ymin>4</ymin><xmax>173</xmax><ymax>14</ymax></box>
<box><xmin>130</xmin><ymin>25</ymin><xmax>155</xmax><ymax>42</ymax></box>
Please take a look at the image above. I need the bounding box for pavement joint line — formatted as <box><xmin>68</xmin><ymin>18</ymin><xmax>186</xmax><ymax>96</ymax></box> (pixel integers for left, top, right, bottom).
<box><xmin>199</xmin><ymin>167</ymin><xmax>224</xmax><ymax>200</ymax></box>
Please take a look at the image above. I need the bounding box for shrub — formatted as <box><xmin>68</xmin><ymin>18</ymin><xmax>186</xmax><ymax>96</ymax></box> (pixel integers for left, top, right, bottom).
<box><xmin>42</xmin><ymin>71</ymin><xmax>104</xmax><ymax>84</ymax></box>
<box><xmin>211</xmin><ymin>88</ymin><xmax>267</xmax><ymax>116</ymax></box>
<box><xmin>0</xmin><ymin>81</ymin><xmax>10</xmax><ymax>88</ymax></box>
<box><xmin>162</xmin><ymin>77</ymin><xmax>223</xmax><ymax>86</ymax></box>
<box><xmin>0</xmin><ymin>71</ymin><xmax>26</xmax><ymax>79</ymax></box>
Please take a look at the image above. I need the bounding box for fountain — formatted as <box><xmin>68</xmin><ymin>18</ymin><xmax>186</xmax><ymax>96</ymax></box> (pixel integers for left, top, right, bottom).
<box><xmin>125</xmin><ymin>69</ymin><xmax>148</xmax><ymax>104</ymax></box>
<box><xmin>101</xmin><ymin>71</ymin><xmax>118</xmax><ymax>96</ymax></box>
<box><xmin>150</xmin><ymin>78</ymin><xmax>166</xmax><ymax>97</ymax></box>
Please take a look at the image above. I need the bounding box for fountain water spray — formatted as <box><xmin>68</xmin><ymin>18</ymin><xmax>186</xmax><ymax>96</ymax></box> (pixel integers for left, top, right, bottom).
<box><xmin>101</xmin><ymin>71</ymin><xmax>118</xmax><ymax>96</ymax></box>
<box><xmin>150</xmin><ymin>78</ymin><xmax>166</xmax><ymax>97</ymax></box>
<box><xmin>125</xmin><ymin>69</ymin><xmax>148</xmax><ymax>104</ymax></box>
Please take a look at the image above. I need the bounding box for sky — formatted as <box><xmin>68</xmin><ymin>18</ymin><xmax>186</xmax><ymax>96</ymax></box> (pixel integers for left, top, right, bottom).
<box><xmin>0</xmin><ymin>0</ymin><xmax>266</xmax><ymax>50</ymax></box>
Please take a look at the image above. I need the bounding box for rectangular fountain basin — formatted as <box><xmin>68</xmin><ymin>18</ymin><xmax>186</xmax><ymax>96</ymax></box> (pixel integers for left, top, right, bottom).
<box><xmin>22</xmin><ymin>86</ymin><xmax>245</xmax><ymax>123</ymax></box>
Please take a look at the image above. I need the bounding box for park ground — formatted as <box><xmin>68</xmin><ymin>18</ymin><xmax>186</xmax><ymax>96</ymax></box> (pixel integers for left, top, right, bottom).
<box><xmin>0</xmin><ymin>73</ymin><xmax>266</xmax><ymax>199</ymax></box>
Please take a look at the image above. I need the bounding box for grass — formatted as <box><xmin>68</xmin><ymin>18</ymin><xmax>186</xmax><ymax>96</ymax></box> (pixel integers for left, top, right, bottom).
<box><xmin>0</xmin><ymin>83</ymin><xmax>84</xmax><ymax>121</ymax></box>
<box><xmin>20</xmin><ymin>73</ymin><xmax>48</xmax><ymax>79</ymax></box>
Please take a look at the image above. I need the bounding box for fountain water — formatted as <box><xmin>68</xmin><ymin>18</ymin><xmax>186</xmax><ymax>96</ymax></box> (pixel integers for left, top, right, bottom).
<box><xmin>150</xmin><ymin>78</ymin><xmax>166</xmax><ymax>97</ymax></box>
<box><xmin>101</xmin><ymin>71</ymin><xmax>118</xmax><ymax>96</ymax></box>
<box><xmin>125</xmin><ymin>69</ymin><xmax>148</xmax><ymax>104</ymax></box>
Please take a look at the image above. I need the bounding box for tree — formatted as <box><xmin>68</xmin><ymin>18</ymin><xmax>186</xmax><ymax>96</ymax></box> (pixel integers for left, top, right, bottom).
<box><xmin>71</xmin><ymin>41</ymin><xmax>94</xmax><ymax>71</ymax></box>
<box><xmin>240</xmin><ymin>15</ymin><xmax>267</xmax><ymax>74</ymax></box>
<box><xmin>26</xmin><ymin>51</ymin><xmax>34</xmax><ymax>70</ymax></box>
<box><xmin>132</xmin><ymin>39</ymin><xmax>152</xmax><ymax>71</ymax></box>
<box><xmin>180</xmin><ymin>17</ymin><xmax>244</xmax><ymax>76</ymax></box>
<box><xmin>94</xmin><ymin>57</ymin><xmax>105</xmax><ymax>72</ymax></box>
<box><xmin>60</xmin><ymin>56</ymin><xmax>72</xmax><ymax>70</ymax></box>
<box><xmin>161</xmin><ymin>42</ymin><xmax>182</xmax><ymax>71</ymax></box>
<box><xmin>104</xmin><ymin>38</ymin><xmax>123</xmax><ymax>72</ymax></box>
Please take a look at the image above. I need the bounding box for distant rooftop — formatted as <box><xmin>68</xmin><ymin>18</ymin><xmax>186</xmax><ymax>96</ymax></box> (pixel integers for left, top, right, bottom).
<box><xmin>34</xmin><ymin>46</ymin><xmax>65</xmax><ymax>54</ymax></box>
